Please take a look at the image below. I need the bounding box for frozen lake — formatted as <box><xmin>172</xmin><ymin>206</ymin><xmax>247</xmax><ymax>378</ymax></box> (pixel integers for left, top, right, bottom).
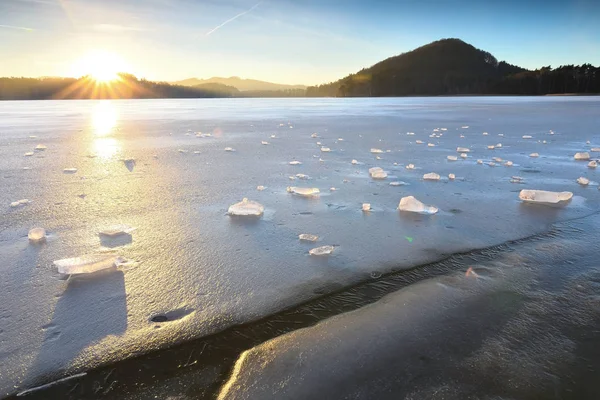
<box><xmin>0</xmin><ymin>97</ymin><xmax>599</xmax><ymax>398</ymax></box>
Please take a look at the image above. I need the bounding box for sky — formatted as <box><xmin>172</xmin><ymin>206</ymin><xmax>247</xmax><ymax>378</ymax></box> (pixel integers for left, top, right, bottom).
<box><xmin>0</xmin><ymin>0</ymin><xmax>599</xmax><ymax>85</ymax></box>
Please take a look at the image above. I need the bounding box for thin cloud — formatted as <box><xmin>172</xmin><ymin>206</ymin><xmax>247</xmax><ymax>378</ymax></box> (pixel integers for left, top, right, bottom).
<box><xmin>0</xmin><ymin>24</ymin><xmax>33</xmax><ymax>31</ymax></box>
<box><xmin>205</xmin><ymin>1</ymin><xmax>262</xmax><ymax>37</ymax></box>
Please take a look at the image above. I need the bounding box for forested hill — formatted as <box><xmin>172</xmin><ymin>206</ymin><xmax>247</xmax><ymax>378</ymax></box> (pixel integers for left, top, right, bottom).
<box><xmin>306</xmin><ymin>39</ymin><xmax>600</xmax><ymax>96</ymax></box>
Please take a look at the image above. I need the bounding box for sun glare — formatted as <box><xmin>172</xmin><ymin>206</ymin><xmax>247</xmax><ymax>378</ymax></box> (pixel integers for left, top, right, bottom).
<box><xmin>72</xmin><ymin>50</ymin><xmax>128</xmax><ymax>82</ymax></box>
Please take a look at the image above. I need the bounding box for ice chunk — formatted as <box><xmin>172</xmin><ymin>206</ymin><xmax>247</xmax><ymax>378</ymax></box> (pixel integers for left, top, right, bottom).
<box><xmin>591</xmin><ymin>148</ymin><xmax>600</xmax><ymax>152</ymax></box>
<box><xmin>529</xmin><ymin>153</ymin><xmax>539</xmax><ymax>158</ymax></box>
<box><xmin>337</xmin><ymin>138</ymin><xmax>344</xmax><ymax>141</ymax></box>
<box><xmin>99</xmin><ymin>225</ymin><xmax>136</xmax><ymax>237</ymax></box>
<box><xmin>24</xmin><ymin>152</ymin><xmax>34</xmax><ymax>156</ymax></box>
<box><xmin>311</xmin><ymin>133</ymin><xmax>318</xmax><ymax>138</ymax></box>
<box><xmin>286</xmin><ymin>187</ymin><xmax>320</xmax><ymax>197</ymax></box>
<box><xmin>375</xmin><ymin>156</ymin><xmax>382</xmax><ymax>160</ymax></box>
<box><xmin>457</xmin><ymin>147</ymin><xmax>470</xmax><ymax>152</ymax></box>
<box><xmin>574</xmin><ymin>152</ymin><xmax>590</xmax><ymax>160</ymax></box>
<box><xmin>34</xmin><ymin>144</ymin><xmax>46</xmax><ymax>151</ymax></box>
<box><xmin>193</xmin><ymin>151</ymin><xmax>201</xmax><ymax>154</ymax></box>
<box><xmin>460</xmin><ymin>134</ymin><xmax>465</xmax><ymax>138</ymax></box>
<box><xmin>224</xmin><ymin>147</ymin><xmax>235</xmax><ymax>152</ymax></box>
<box><xmin>522</xmin><ymin>135</ymin><xmax>533</xmax><ymax>139</ymax></box>
<box><xmin>543</xmin><ymin>140</ymin><xmax>547</xmax><ymax>144</ymax></box>
<box><xmin>228</xmin><ymin>198</ymin><xmax>265</xmax><ymax>216</ymax></box>
<box><xmin>29</xmin><ymin>135</ymin><xmax>37</xmax><ymax>138</ymax></box>
<box><xmin>482</xmin><ymin>131</ymin><xmax>487</xmax><ymax>135</ymax></box>
<box><xmin>398</xmin><ymin>196</ymin><xmax>438</xmax><ymax>214</ymax></box>
<box><xmin>577</xmin><ymin>177</ymin><xmax>590</xmax><ymax>186</ymax></box>
<box><xmin>299</xmin><ymin>234</ymin><xmax>319</xmax><ymax>242</ymax></box>
<box><xmin>370</xmin><ymin>148</ymin><xmax>383</xmax><ymax>153</ymax></box>
<box><xmin>63</xmin><ymin>168</ymin><xmax>77</xmax><ymax>173</ymax></box>
<box><xmin>498</xmin><ymin>133</ymin><xmax>504</xmax><ymax>137</ymax></box>
<box><xmin>406</xmin><ymin>132</ymin><xmax>414</xmax><ymax>135</ymax></box>
<box><xmin>477</xmin><ymin>159</ymin><xmax>483</xmax><ymax>164</ymax></box>
<box><xmin>261</xmin><ymin>141</ymin><xmax>269</xmax><ymax>145</ymax></box>
<box><xmin>496</xmin><ymin>143</ymin><xmax>502</xmax><ymax>148</ymax></box>
<box><xmin>256</xmin><ymin>185</ymin><xmax>266</xmax><ymax>191</ymax></box>
<box><xmin>492</xmin><ymin>157</ymin><xmax>503</xmax><ymax>162</ymax></box>
<box><xmin>427</xmin><ymin>143</ymin><xmax>435</xmax><ymax>147</ymax></box>
<box><xmin>288</xmin><ymin>161</ymin><xmax>302</xmax><ymax>165</ymax></box>
<box><xmin>488</xmin><ymin>162</ymin><xmax>496</xmax><ymax>167</ymax></box>
<box><xmin>270</xmin><ymin>134</ymin><xmax>276</xmax><ymax>138</ymax></box>
<box><xmin>415</xmin><ymin>140</ymin><xmax>424</xmax><ymax>144</ymax></box>
<box><xmin>505</xmin><ymin>161</ymin><xmax>514</xmax><ymax>166</ymax></box>
<box><xmin>423</xmin><ymin>172</ymin><xmax>440</xmax><ymax>181</ymax></box>
<box><xmin>321</xmin><ymin>147</ymin><xmax>331</xmax><ymax>152</ymax></box>
<box><xmin>178</xmin><ymin>149</ymin><xmax>188</xmax><ymax>153</ymax></box>
<box><xmin>54</xmin><ymin>254</ymin><xmax>127</xmax><ymax>275</ymax></box>
<box><xmin>362</xmin><ymin>203</ymin><xmax>371</xmax><ymax>211</ymax></box>
<box><xmin>351</xmin><ymin>159</ymin><xmax>359</xmax><ymax>165</ymax></box>
<box><xmin>368</xmin><ymin>167</ymin><xmax>387</xmax><ymax>179</ymax></box>
<box><xmin>289</xmin><ymin>176</ymin><xmax>296</xmax><ymax>180</ymax></box>
<box><xmin>460</xmin><ymin>153</ymin><xmax>468</xmax><ymax>159</ymax></box>
<box><xmin>309</xmin><ymin>245</ymin><xmax>334</xmax><ymax>256</ymax></box>
<box><xmin>329</xmin><ymin>187</ymin><xmax>337</xmax><ymax>191</ymax></box>
<box><xmin>447</xmin><ymin>155</ymin><xmax>458</xmax><ymax>161</ymax></box>
<box><xmin>487</xmin><ymin>145</ymin><xmax>495</xmax><ymax>150</ymax></box>
<box><xmin>405</xmin><ymin>163</ymin><xmax>415</xmax><ymax>170</ymax></box>
<box><xmin>587</xmin><ymin>140</ymin><xmax>591</xmax><ymax>144</ymax></box>
<box><xmin>588</xmin><ymin>161</ymin><xmax>597</xmax><ymax>169</ymax></box>
<box><xmin>295</xmin><ymin>174</ymin><xmax>310</xmax><ymax>180</ymax></box>
<box><xmin>389</xmin><ymin>181</ymin><xmax>407</xmax><ymax>186</ymax></box>
<box><xmin>28</xmin><ymin>228</ymin><xmax>46</xmax><ymax>243</ymax></box>
<box><xmin>448</xmin><ymin>173</ymin><xmax>455</xmax><ymax>180</ymax></box>
<box><xmin>10</xmin><ymin>199</ymin><xmax>30</xmax><ymax>208</ymax></box>
<box><xmin>462</xmin><ymin>126</ymin><xmax>470</xmax><ymax>129</ymax></box>
<box><xmin>519</xmin><ymin>189</ymin><xmax>573</xmax><ymax>205</ymax></box>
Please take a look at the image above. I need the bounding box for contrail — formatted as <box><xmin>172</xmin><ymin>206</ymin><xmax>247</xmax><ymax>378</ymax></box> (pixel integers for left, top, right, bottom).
<box><xmin>0</xmin><ymin>24</ymin><xmax>33</xmax><ymax>31</ymax></box>
<box><xmin>205</xmin><ymin>1</ymin><xmax>261</xmax><ymax>36</ymax></box>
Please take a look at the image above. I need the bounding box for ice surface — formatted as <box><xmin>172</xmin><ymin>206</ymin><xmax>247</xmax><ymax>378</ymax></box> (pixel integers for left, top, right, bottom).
<box><xmin>288</xmin><ymin>161</ymin><xmax>302</xmax><ymax>165</ymax></box>
<box><xmin>24</xmin><ymin>152</ymin><xmax>34</xmax><ymax>156</ymax></box>
<box><xmin>423</xmin><ymin>172</ymin><xmax>440</xmax><ymax>181</ymax></box>
<box><xmin>368</xmin><ymin>167</ymin><xmax>387</xmax><ymax>179</ymax></box>
<box><xmin>98</xmin><ymin>225</ymin><xmax>136</xmax><ymax>237</ymax></box>
<box><xmin>34</xmin><ymin>144</ymin><xmax>47</xmax><ymax>151</ymax></box>
<box><xmin>309</xmin><ymin>245</ymin><xmax>334</xmax><ymax>256</ymax></box>
<box><xmin>298</xmin><ymin>234</ymin><xmax>318</xmax><ymax>242</ymax></box>
<box><xmin>574</xmin><ymin>152</ymin><xmax>590</xmax><ymax>160</ymax></box>
<box><xmin>63</xmin><ymin>168</ymin><xmax>77</xmax><ymax>173</ymax></box>
<box><xmin>588</xmin><ymin>161</ymin><xmax>597</xmax><ymax>168</ymax></box>
<box><xmin>53</xmin><ymin>254</ymin><xmax>127</xmax><ymax>275</ymax></box>
<box><xmin>449</xmin><ymin>173</ymin><xmax>456</xmax><ymax>180</ymax></box>
<box><xmin>286</xmin><ymin>187</ymin><xmax>320</xmax><ymax>197</ymax></box>
<box><xmin>362</xmin><ymin>203</ymin><xmax>371</xmax><ymax>211</ymax></box>
<box><xmin>577</xmin><ymin>177</ymin><xmax>590</xmax><ymax>186</ymax></box>
<box><xmin>447</xmin><ymin>155</ymin><xmax>458</xmax><ymax>161</ymax></box>
<box><xmin>28</xmin><ymin>227</ymin><xmax>46</xmax><ymax>243</ymax></box>
<box><xmin>320</xmin><ymin>147</ymin><xmax>331</xmax><ymax>152</ymax></box>
<box><xmin>10</xmin><ymin>199</ymin><xmax>30</xmax><ymax>208</ymax></box>
<box><xmin>530</xmin><ymin>153</ymin><xmax>539</xmax><ymax>158</ymax></box>
<box><xmin>519</xmin><ymin>189</ymin><xmax>573</xmax><ymax>205</ymax></box>
<box><xmin>227</xmin><ymin>198</ymin><xmax>265</xmax><ymax>216</ymax></box>
<box><xmin>398</xmin><ymin>195</ymin><xmax>438</xmax><ymax>214</ymax></box>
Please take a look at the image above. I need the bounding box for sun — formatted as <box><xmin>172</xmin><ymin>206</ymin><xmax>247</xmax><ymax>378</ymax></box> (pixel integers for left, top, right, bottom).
<box><xmin>72</xmin><ymin>50</ymin><xmax>128</xmax><ymax>82</ymax></box>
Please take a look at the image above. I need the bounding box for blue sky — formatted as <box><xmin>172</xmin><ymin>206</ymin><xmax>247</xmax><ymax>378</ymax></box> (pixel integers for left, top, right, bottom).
<box><xmin>0</xmin><ymin>0</ymin><xmax>598</xmax><ymax>85</ymax></box>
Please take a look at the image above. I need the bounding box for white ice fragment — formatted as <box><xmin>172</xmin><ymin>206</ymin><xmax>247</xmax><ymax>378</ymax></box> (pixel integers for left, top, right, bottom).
<box><xmin>376</xmin><ymin>156</ymin><xmax>382</xmax><ymax>160</ymax></box>
<box><xmin>406</xmin><ymin>164</ymin><xmax>415</xmax><ymax>170</ymax></box>
<box><xmin>460</xmin><ymin>153</ymin><xmax>468</xmax><ymax>159</ymax></box>
<box><xmin>529</xmin><ymin>153</ymin><xmax>539</xmax><ymax>158</ymax></box>
<box><xmin>338</xmin><ymin>138</ymin><xmax>344</xmax><ymax>141</ymax></box>
<box><xmin>299</xmin><ymin>234</ymin><xmax>319</xmax><ymax>242</ymax></box>
<box><xmin>330</xmin><ymin>187</ymin><xmax>337</xmax><ymax>191</ymax></box>
<box><xmin>427</xmin><ymin>143</ymin><xmax>435</xmax><ymax>147</ymax></box>
<box><xmin>386</xmin><ymin>150</ymin><xmax>391</xmax><ymax>153</ymax></box>
<box><xmin>28</xmin><ymin>228</ymin><xmax>46</xmax><ymax>243</ymax></box>
<box><xmin>178</xmin><ymin>149</ymin><xmax>188</xmax><ymax>153</ymax></box>
<box><xmin>289</xmin><ymin>176</ymin><xmax>296</xmax><ymax>180</ymax></box>
<box><xmin>488</xmin><ymin>162</ymin><xmax>496</xmax><ymax>167</ymax></box>
<box><xmin>289</xmin><ymin>161</ymin><xmax>302</xmax><ymax>165</ymax></box>
<box><xmin>447</xmin><ymin>155</ymin><xmax>458</xmax><ymax>161</ymax></box>
<box><xmin>10</xmin><ymin>199</ymin><xmax>30</xmax><ymax>208</ymax></box>
<box><xmin>423</xmin><ymin>172</ymin><xmax>440</xmax><ymax>181</ymax></box>
<box><xmin>415</xmin><ymin>140</ymin><xmax>424</xmax><ymax>144</ymax></box>
<box><xmin>492</xmin><ymin>157</ymin><xmax>503</xmax><ymax>162</ymax></box>
<box><xmin>441</xmin><ymin>128</ymin><xmax>447</xmax><ymax>131</ymax></box>
<box><xmin>463</xmin><ymin>126</ymin><xmax>470</xmax><ymax>129</ymax></box>
<box><xmin>23</xmin><ymin>167</ymin><xmax>31</xmax><ymax>170</ymax></box>
<box><xmin>98</xmin><ymin>225</ymin><xmax>136</xmax><ymax>237</ymax></box>
<box><xmin>224</xmin><ymin>147</ymin><xmax>235</xmax><ymax>152</ymax></box>
<box><xmin>496</xmin><ymin>143</ymin><xmax>502</xmax><ymax>148</ymax></box>
<box><xmin>316</xmin><ymin>142</ymin><xmax>322</xmax><ymax>145</ymax></box>
<box><xmin>477</xmin><ymin>159</ymin><xmax>483</xmax><ymax>164</ymax></box>
<box><xmin>321</xmin><ymin>147</ymin><xmax>331</xmax><ymax>152</ymax></box>
<box><xmin>309</xmin><ymin>245</ymin><xmax>334</xmax><ymax>256</ymax></box>
<box><xmin>351</xmin><ymin>159</ymin><xmax>359</xmax><ymax>165</ymax></box>
<box><xmin>261</xmin><ymin>141</ymin><xmax>269</xmax><ymax>145</ymax></box>
<box><xmin>577</xmin><ymin>177</ymin><xmax>590</xmax><ymax>186</ymax></box>
<box><xmin>406</xmin><ymin>132</ymin><xmax>415</xmax><ymax>135</ymax></box>
<box><xmin>368</xmin><ymin>167</ymin><xmax>387</xmax><ymax>179</ymax></box>
<box><xmin>574</xmin><ymin>152</ymin><xmax>590</xmax><ymax>160</ymax></box>
<box><xmin>311</xmin><ymin>133</ymin><xmax>318</xmax><ymax>138</ymax></box>
<box><xmin>457</xmin><ymin>147</ymin><xmax>470</xmax><ymax>153</ymax></box>
<box><xmin>389</xmin><ymin>181</ymin><xmax>406</xmax><ymax>186</ymax></box>
<box><xmin>588</xmin><ymin>161</ymin><xmax>597</xmax><ymax>169</ymax></box>
<box><xmin>362</xmin><ymin>203</ymin><xmax>371</xmax><ymax>211</ymax></box>
<box><xmin>448</xmin><ymin>173</ymin><xmax>456</xmax><ymax>180</ymax></box>
<box><xmin>270</xmin><ymin>134</ymin><xmax>276</xmax><ymax>138</ymax></box>
<box><xmin>487</xmin><ymin>145</ymin><xmax>496</xmax><ymax>150</ymax></box>
<box><xmin>295</xmin><ymin>174</ymin><xmax>310</xmax><ymax>180</ymax></box>
<box><xmin>63</xmin><ymin>168</ymin><xmax>77</xmax><ymax>173</ymax></box>
<box><xmin>498</xmin><ymin>134</ymin><xmax>504</xmax><ymax>137</ymax></box>
<box><xmin>519</xmin><ymin>189</ymin><xmax>573</xmax><ymax>205</ymax></box>
<box><xmin>591</xmin><ymin>148</ymin><xmax>600</xmax><ymax>152</ymax></box>
<box><xmin>460</xmin><ymin>134</ymin><xmax>465</xmax><ymax>138</ymax></box>
<box><xmin>370</xmin><ymin>148</ymin><xmax>384</xmax><ymax>153</ymax></box>
<box><xmin>398</xmin><ymin>196</ymin><xmax>438</xmax><ymax>214</ymax></box>
<box><xmin>543</xmin><ymin>140</ymin><xmax>547</xmax><ymax>144</ymax></box>
<box><xmin>34</xmin><ymin>144</ymin><xmax>46</xmax><ymax>151</ymax></box>
<box><xmin>54</xmin><ymin>254</ymin><xmax>127</xmax><ymax>275</ymax></box>
<box><xmin>482</xmin><ymin>132</ymin><xmax>488</xmax><ymax>135</ymax></box>
<box><xmin>505</xmin><ymin>161</ymin><xmax>514</xmax><ymax>166</ymax></box>
<box><xmin>286</xmin><ymin>187</ymin><xmax>320</xmax><ymax>197</ymax></box>
<box><xmin>522</xmin><ymin>135</ymin><xmax>533</xmax><ymax>139</ymax></box>
<box><xmin>24</xmin><ymin>152</ymin><xmax>34</xmax><ymax>156</ymax></box>
<box><xmin>29</xmin><ymin>135</ymin><xmax>37</xmax><ymax>138</ymax></box>
<box><xmin>587</xmin><ymin>140</ymin><xmax>591</xmax><ymax>144</ymax></box>
<box><xmin>319</xmin><ymin>158</ymin><xmax>324</xmax><ymax>163</ymax></box>
<box><xmin>228</xmin><ymin>198</ymin><xmax>264</xmax><ymax>216</ymax></box>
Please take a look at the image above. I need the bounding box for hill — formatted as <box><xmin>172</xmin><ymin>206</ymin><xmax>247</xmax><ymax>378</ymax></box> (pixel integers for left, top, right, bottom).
<box><xmin>174</xmin><ymin>76</ymin><xmax>306</xmax><ymax>92</ymax></box>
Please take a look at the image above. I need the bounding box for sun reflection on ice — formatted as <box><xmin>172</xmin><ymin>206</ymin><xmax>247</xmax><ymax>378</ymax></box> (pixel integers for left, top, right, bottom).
<box><xmin>93</xmin><ymin>137</ymin><xmax>120</xmax><ymax>159</ymax></box>
<box><xmin>92</xmin><ymin>101</ymin><xmax>117</xmax><ymax>136</ymax></box>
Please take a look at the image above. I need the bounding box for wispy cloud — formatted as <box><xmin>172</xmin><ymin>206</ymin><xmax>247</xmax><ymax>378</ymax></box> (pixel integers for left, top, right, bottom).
<box><xmin>205</xmin><ymin>1</ymin><xmax>262</xmax><ymax>37</ymax></box>
<box><xmin>92</xmin><ymin>23</ymin><xmax>148</xmax><ymax>33</ymax></box>
<box><xmin>0</xmin><ymin>24</ymin><xmax>33</xmax><ymax>31</ymax></box>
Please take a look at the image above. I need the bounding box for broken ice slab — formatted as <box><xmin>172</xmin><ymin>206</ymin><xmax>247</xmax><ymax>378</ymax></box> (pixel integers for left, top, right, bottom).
<box><xmin>405</xmin><ymin>164</ymin><xmax>415</xmax><ymax>170</ymax></box>
<box><xmin>519</xmin><ymin>189</ymin><xmax>573</xmax><ymax>205</ymax></box>
<box><xmin>316</xmin><ymin>142</ymin><xmax>322</xmax><ymax>145</ymax></box>
<box><xmin>295</xmin><ymin>174</ymin><xmax>310</xmax><ymax>180</ymax></box>
<box><xmin>577</xmin><ymin>177</ymin><xmax>590</xmax><ymax>186</ymax></box>
<box><xmin>448</xmin><ymin>173</ymin><xmax>456</xmax><ymax>180</ymax></box>
<box><xmin>351</xmin><ymin>159</ymin><xmax>359</xmax><ymax>165</ymax></box>
<box><xmin>591</xmin><ymin>148</ymin><xmax>600</xmax><ymax>152</ymax></box>
<box><xmin>24</xmin><ymin>152</ymin><xmax>34</xmax><ymax>156</ymax></box>
<box><xmin>362</xmin><ymin>203</ymin><xmax>371</xmax><ymax>211</ymax></box>
<box><xmin>261</xmin><ymin>141</ymin><xmax>269</xmax><ymax>145</ymax></box>
<box><xmin>289</xmin><ymin>176</ymin><xmax>296</xmax><ymax>180</ymax></box>
<box><xmin>423</xmin><ymin>172</ymin><xmax>440</xmax><ymax>181</ymax></box>
<box><xmin>54</xmin><ymin>254</ymin><xmax>127</xmax><ymax>275</ymax></box>
<box><xmin>368</xmin><ymin>167</ymin><xmax>387</xmax><ymax>179</ymax></box>
<box><xmin>99</xmin><ymin>225</ymin><xmax>136</xmax><ymax>237</ymax></box>
<box><xmin>488</xmin><ymin>162</ymin><xmax>496</xmax><ymax>167</ymax></box>
<box><xmin>34</xmin><ymin>144</ymin><xmax>47</xmax><ymax>151</ymax></box>
<box><xmin>460</xmin><ymin>153</ymin><xmax>468</xmax><ymax>159</ymax></box>
<box><xmin>496</xmin><ymin>143</ymin><xmax>502</xmax><ymax>148</ymax></box>
<box><xmin>427</xmin><ymin>143</ymin><xmax>435</xmax><ymax>147</ymax></box>
<box><xmin>311</xmin><ymin>133</ymin><xmax>318</xmax><ymax>138</ymax></box>
<box><xmin>457</xmin><ymin>147</ymin><xmax>470</xmax><ymax>153</ymax></box>
<box><xmin>224</xmin><ymin>147</ymin><xmax>235</xmax><ymax>152</ymax></box>
<box><xmin>270</xmin><ymin>134</ymin><xmax>276</xmax><ymax>138</ymax></box>
<box><xmin>257</xmin><ymin>185</ymin><xmax>266</xmax><ymax>191</ymax></box>
<box><xmin>10</xmin><ymin>199</ymin><xmax>30</xmax><ymax>208</ymax></box>
<box><xmin>178</xmin><ymin>149</ymin><xmax>188</xmax><ymax>153</ymax></box>
<box><xmin>376</xmin><ymin>156</ymin><xmax>382</xmax><ymax>160</ymax></box>
<box><xmin>482</xmin><ymin>131</ymin><xmax>487</xmax><ymax>135</ymax></box>
<box><xmin>477</xmin><ymin>159</ymin><xmax>483</xmax><ymax>164</ymax></box>
<box><xmin>299</xmin><ymin>234</ymin><xmax>319</xmax><ymax>242</ymax></box>
<box><xmin>492</xmin><ymin>157</ymin><xmax>503</xmax><ymax>162</ymax></box>
<box><xmin>462</xmin><ymin>126</ymin><xmax>469</xmax><ymax>129</ymax></box>
<box><xmin>529</xmin><ymin>153</ymin><xmax>539</xmax><ymax>158</ymax></box>
<box><xmin>63</xmin><ymin>168</ymin><xmax>77</xmax><ymax>173</ymax></box>
<box><xmin>289</xmin><ymin>161</ymin><xmax>302</xmax><ymax>165</ymax></box>
<box><xmin>505</xmin><ymin>161</ymin><xmax>514</xmax><ymax>166</ymax></box>
<box><xmin>329</xmin><ymin>187</ymin><xmax>337</xmax><ymax>191</ymax></box>
<box><xmin>447</xmin><ymin>155</ymin><xmax>458</xmax><ymax>161</ymax></box>
<box><xmin>487</xmin><ymin>145</ymin><xmax>496</xmax><ymax>150</ymax></box>
<box><xmin>321</xmin><ymin>147</ymin><xmax>331</xmax><ymax>152</ymax></box>
<box><xmin>28</xmin><ymin>228</ymin><xmax>46</xmax><ymax>243</ymax></box>
<box><xmin>370</xmin><ymin>148</ymin><xmax>383</xmax><ymax>154</ymax></box>
<box><xmin>389</xmin><ymin>181</ymin><xmax>407</xmax><ymax>186</ymax></box>
<box><xmin>228</xmin><ymin>198</ymin><xmax>265</xmax><ymax>216</ymax></box>
<box><xmin>309</xmin><ymin>245</ymin><xmax>334</xmax><ymax>256</ymax></box>
<box><xmin>588</xmin><ymin>161</ymin><xmax>597</xmax><ymax>168</ymax></box>
<box><xmin>415</xmin><ymin>140</ymin><xmax>424</xmax><ymax>144</ymax></box>
<box><xmin>574</xmin><ymin>152</ymin><xmax>590</xmax><ymax>160</ymax></box>
<box><xmin>286</xmin><ymin>187</ymin><xmax>320</xmax><ymax>197</ymax></box>
<box><xmin>398</xmin><ymin>196</ymin><xmax>438</xmax><ymax>214</ymax></box>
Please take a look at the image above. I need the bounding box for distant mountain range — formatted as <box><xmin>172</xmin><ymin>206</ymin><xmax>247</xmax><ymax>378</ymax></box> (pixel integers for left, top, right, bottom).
<box><xmin>173</xmin><ymin>76</ymin><xmax>307</xmax><ymax>92</ymax></box>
